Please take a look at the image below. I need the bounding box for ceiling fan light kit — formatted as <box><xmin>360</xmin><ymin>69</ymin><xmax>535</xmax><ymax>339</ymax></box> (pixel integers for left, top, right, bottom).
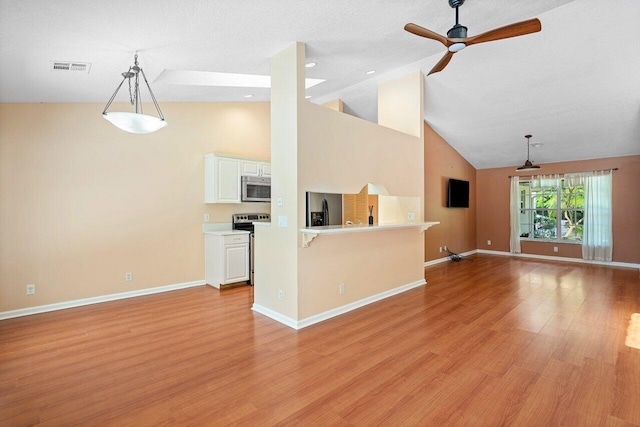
<box><xmin>405</xmin><ymin>0</ymin><xmax>541</xmax><ymax>75</ymax></box>
<box><xmin>102</xmin><ymin>53</ymin><xmax>167</xmax><ymax>134</ymax></box>
<box><xmin>516</xmin><ymin>134</ymin><xmax>541</xmax><ymax>172</ymax></box>
<box><xmin>448</xmin><ymin>42</ymin><xmax>466</xmax><ymax>53</ymax></box>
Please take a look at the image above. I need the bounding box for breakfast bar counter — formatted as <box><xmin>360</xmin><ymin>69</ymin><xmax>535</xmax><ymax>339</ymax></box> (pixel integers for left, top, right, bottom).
<box><xmin>299</xmin><ymin>221</ymin><xmax>439</xmax><ymax>247</ymax></box>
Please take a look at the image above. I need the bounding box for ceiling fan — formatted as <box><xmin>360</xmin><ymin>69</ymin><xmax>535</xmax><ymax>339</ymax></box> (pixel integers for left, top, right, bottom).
<box><xmin>405</xmin><ymin>0</ymin><xmax>541</xmax><ymax>75</ymax></box>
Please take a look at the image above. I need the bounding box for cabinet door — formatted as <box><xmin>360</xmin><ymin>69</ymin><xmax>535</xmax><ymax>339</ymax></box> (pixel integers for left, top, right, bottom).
<box><xmin>214</xmin><ymin>157</ymin><xmax>241</xmax><ymax>203</ymax></box>
<box><xmin>225</xmin><ymin>244</ymin><xmax>249</xmax><ymax>283</ymax></box>
<box><xmin>241</xmin><ymin>160</ymin><xmax>260</xmax><ymax>176</ymax></box>
<box><xmin>260</xmin><ymin>162</ymin><xmax>271</xmax><ymax>177</ymax></box>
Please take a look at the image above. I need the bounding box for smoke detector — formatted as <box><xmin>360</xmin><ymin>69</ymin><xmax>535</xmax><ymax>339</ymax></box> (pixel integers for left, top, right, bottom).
<box><xmin>50</xmin><ymin>61</ymin><xmax>91</xmax><ymax>74</ymax></box>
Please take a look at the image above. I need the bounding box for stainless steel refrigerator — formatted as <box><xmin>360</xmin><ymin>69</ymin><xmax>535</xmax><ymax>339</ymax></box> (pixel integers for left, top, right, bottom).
<box><xmin>306</xmin><ymin>192</ymin><xmax>343</xmax><ymax>227</ymax></box>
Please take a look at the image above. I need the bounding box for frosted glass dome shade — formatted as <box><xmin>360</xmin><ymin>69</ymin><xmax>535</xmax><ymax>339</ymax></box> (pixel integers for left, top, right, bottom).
<box><xmin>103</xmin><ymin>112</ymin><xmax>167</xmax><ymax>134</ymax></box>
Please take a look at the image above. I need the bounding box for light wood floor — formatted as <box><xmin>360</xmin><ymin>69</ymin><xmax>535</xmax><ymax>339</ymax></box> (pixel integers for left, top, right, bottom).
<box><xmin>1</xmin><ymin>255</ymin><xmax>639</xmax><ymax>426</ymax></box>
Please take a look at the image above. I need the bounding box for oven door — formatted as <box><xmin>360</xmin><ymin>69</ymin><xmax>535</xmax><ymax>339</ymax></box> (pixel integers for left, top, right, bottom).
<box><xmin>241</xmin><ymin>176</ymin><xmax>271</xmax><ymax>202</ymax></box>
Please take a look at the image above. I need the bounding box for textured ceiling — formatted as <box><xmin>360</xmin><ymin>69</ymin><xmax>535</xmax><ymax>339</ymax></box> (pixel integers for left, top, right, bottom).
<box><xmin>1</xmin><ymin>0</ymin><xmax>638</xmax><ymax>168</ymax></box>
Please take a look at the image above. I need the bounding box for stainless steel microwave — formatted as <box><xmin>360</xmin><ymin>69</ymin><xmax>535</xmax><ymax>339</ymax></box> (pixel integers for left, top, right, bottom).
<box><xmin>241</xmin><ymin>175</ymin><xmax>271</xmax><ymax>202</ymax></box>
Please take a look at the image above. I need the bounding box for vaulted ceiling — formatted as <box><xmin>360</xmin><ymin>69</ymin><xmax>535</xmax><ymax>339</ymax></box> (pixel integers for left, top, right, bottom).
<box><xmin>1</xmin><ymin>0</ymin><xmax>638</xmax><ymax>168</ymax></box>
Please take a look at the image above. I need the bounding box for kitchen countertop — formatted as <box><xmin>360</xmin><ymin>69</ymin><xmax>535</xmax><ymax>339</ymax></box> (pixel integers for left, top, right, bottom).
<box><xmin>202</xmin><ymin>223</ymin><xmax>250</xmax><ymax>236</ymax></box>
<box><xmin>203</xmin><ymin>229</ymin><xmax>250</xmax><ymax>236</ymax></box>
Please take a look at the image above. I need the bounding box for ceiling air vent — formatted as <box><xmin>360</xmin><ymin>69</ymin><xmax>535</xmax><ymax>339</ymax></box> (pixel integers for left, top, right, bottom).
<box><xmin>50</xmin><ymin>61</ymin><xmax>91</xmax><ymax>74</ymax></box>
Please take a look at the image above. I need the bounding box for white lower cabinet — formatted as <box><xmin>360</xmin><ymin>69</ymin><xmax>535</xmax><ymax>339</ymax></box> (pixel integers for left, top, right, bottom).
<box><xmin>205</xmin><ymin>232</ymin><xmax>250</xmax><ymax>288</ymax></box>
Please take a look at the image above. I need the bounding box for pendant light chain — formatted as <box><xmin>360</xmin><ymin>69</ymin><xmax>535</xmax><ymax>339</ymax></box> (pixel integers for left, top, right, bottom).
<box><xmin>124</xmin><ymin>54</ymin><xmax>142</xmax><ymax>110</ymax></box>
<box><xmin>127</xmin><ymin>69</ymin><xmax>135</xmax><ymax>106</ymax></box>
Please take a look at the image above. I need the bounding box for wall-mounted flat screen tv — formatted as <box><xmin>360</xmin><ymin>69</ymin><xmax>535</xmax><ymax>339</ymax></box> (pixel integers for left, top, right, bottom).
<box><xmin>447</xmin><ymin>178</ymin><xmax>469</xmax><ymax>208</ymax></box>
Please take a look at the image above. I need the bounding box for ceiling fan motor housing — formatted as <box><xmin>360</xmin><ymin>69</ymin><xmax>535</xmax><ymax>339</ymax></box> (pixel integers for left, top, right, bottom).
<box><xmin>448</xmin><ymin>0</ymin><xmax>465</xmax><ymax>8</ymax></box>
<box><xmin>447</xmin><ymin>24</ymin><xmax>468</xmax><ymax>38</ymax></box>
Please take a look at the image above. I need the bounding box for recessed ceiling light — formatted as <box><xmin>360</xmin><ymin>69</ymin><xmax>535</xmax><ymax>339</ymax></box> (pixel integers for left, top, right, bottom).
<box><xmin>305</xmin><ymin>95</ymin><xmax>312</xmax><ymax>99</ymax></box>
<box><xmin>531</xmin><ymin>142</ymin><xmax>543</xmax><ymax>147</ymax></box>
<box><xmin>244</xmin><ymin>94</ymin><xmax>253</xmax><ymax>98</ymax></box>
<box><xmin>366</xmin><ymin>70</ymin><xmax>376</xmax><ymax>75</ymax></box>
<box><xmin>305</xmin><ymin>62</ymin><xmax>317</xmax><ymax>68</ymax></box>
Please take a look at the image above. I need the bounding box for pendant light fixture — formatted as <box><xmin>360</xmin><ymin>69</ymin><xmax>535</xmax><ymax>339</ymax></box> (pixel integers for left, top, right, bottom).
<box><xmin>102</xmin><ymin>53</ymin><xmax>167</xmax><ymax>134</ymax></box>
<box><xmin>516</xmin><ymin>134</ymin><xmax>540</xmax><ymax>172</ymax></box>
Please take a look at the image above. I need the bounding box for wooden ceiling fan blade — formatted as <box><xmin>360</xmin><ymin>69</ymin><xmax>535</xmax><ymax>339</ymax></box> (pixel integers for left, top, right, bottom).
<box><xmin>428</xmin><ymin>51</ymin><xmax>454</xmax><ymax>75</ymax></box>
<box><xmin>404</xmin><ymin>23</ymin><xmax>450</xmax><ymax>47</ymax></box>
<box><xmin>466</xmin><ymin>18</ymin><xmax>541</xmax><ymax>46</ymax></box>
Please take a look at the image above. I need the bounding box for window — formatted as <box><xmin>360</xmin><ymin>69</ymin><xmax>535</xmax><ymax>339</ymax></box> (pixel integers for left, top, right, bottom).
<box><xmin>518</xmin><ymin>178</ymin><xmax>584</xmax><ymax>242</ymax></box>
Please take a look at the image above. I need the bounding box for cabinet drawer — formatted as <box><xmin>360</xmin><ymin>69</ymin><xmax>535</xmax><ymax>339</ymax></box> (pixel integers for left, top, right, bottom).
<box><xmin>224</xmin><ymin>234</ymin><xmax>249</xmax><ymax>245</ymax></box>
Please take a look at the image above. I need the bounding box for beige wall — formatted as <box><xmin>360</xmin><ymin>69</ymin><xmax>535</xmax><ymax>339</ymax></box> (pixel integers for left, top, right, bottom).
<box><xmin>255</xmin><ymin>42</ymin><xmax>426</xmax><ymax>323</ymax></box>
<box><xmin>378</xmin><ymin>72</ymin><xmax>424</xmax><ymax>139</ymax></box>
<box><xmin>321</xmin><ymin>99</ymin><xmax>343</xmax><ymax>112</ymax></box>
<box><xmin>476</xmin><ymin>155</ymin><xmax>640</xmax><ymax>263</ymax></box>
<box><xmin>297</xmin><ymin>101</ymin><xmax>425</xmax><ymax>319</ymax></box>
<box><xmin>424</xmin><ymin>123</ymin><xmax>477</xmax><ymax>261</ymax></box>
<box><xmin>0</xmin><ymin>102</ymin><xmax>270</xmax><ymax>312</ymax></box>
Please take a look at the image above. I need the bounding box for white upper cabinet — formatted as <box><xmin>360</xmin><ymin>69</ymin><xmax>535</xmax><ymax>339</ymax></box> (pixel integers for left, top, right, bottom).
<box><xmin>241</xmin><ymin>160</ymin><xmax>271</xmax><ymax>177</ymax></box>
<box><xmin>205</xmin><ymin>154</ymin><xmax>271</xmax><ymax>204</ymax></box>
<box><xmin>241</xmin><ymin>160</ymin><xmax>260</xmax><ymax>176</ymax></box>
<box><xmin>260</xmin><ymin>162</ymin><xmax>271</xmax><ymax>177</ymax></box>
<box><xmin>205</xmin><ymin>154</ymin><xmax>241</xmax><ymax>203</ymax></box>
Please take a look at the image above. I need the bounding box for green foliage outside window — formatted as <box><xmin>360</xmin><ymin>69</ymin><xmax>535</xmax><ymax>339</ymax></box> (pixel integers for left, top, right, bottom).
<box><xmin>519</xmin><ymin>180</ymin><xmax>584</xmax><ymax>242</ymax></box>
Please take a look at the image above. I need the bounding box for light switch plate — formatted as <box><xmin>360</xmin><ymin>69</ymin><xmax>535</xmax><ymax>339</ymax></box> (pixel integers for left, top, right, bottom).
<box><xmin>278</xmin><ymin>215</ymin><xmax>288</xmax><ymax>227</ymax></box>
<box><xmin>277</xmin><ymin>196</ymin><xmax>283</xmax><ymax>207</ymax></box>
<box><xmin>204</xmin><ymin>213</ymin><xmax>210</xmax><ymax>222</ymax></box>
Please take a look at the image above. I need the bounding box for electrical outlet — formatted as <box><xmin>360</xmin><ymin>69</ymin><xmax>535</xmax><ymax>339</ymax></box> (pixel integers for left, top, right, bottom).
<box><xmin>339</xmin><ymin>283</ymin><xmax>345</xmax><ymax>294</ymax></box>
<box><xmin>26</xmin><ymin>284</ymin><xmax>35</xmax><ymax>295</ymax></box>
<box><xmin>125</xmin><ymin>272</ymin><xmax>132</xmax><ymax>281</ymax></box>
<box><xmin>408</xmin><ymin>212</ymin><xmax>416</xmax><ymax>221</ymax></box>
<box><xmin>439</xmin><ymin>247</ymin><xmax>443</xmax><ymax>253</ymax></box>
<box><xmin>487</xmin><ymin>240</ymin><xmax>492</xmax><ymax>246</ymax></box>
<box><xmin>278</xmin><ymin>290</ymin><xmax>283</xmax><ymax>301</ymax></box>
<box><xmin>554</xmin><ymin>246</ymin><xmax>558</xmax><ymax>253</ymax></box>
<box><xmin>204</xmin><ymin>213</ymin><xmax>210</xmax><ymax>222</ymax></box>
<box><xmin>444</xmin><ymin>246</ymin><xmax>448</xmax><ymax>252</ymax></box>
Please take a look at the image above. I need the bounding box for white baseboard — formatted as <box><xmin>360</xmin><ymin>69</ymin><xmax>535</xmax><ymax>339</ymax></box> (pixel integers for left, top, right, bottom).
<box><xmin>253</xmin><ymin>279</ymin><xmax>427</xmax><ymax>330</ymax></box>
<box><xmin>476</xmin><ymin>249</ymin><xmax>640</xmax><ymax>269</ymax></box>
<box><xmin>251</xmin><ymin>304</ymin><xmax>299</xmax><ymax>329</ymax></box>
<box><xmin>0</xmin><ymin>280</ymin><xmax>206</xmax><ymax>321</ymax></box>
<box><xmin>424</xmin><ymin>250</ymin><xmax>478</xmax><ymax>267</ymax></box>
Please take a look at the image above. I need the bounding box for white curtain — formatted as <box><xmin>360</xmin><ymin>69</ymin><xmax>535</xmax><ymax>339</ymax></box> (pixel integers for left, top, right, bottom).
<box><xmin>582</xmin><ymin>171</ymin><xmax>613</xmax><ymax>261</ymax></box>
<box><xmin>509</xmin><ymin>176</ymin><xmax>521</xmax><ymax>253</ymax></box>
<box><xmin>563</xmin><ymin>172</ymin><xmax>586</xmax><ymax>187</ymax></box>
<box><xmin>530</xmin><ymin>173</ymin><xmax>560</xmax><ymax>189</ymax></box>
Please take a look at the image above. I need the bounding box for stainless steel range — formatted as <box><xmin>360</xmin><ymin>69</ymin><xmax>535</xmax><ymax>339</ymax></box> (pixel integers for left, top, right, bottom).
<box><xmin>232</xmin><ymin>213</ymin><xmax>270</xmax><ymax>285</ymax></box>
